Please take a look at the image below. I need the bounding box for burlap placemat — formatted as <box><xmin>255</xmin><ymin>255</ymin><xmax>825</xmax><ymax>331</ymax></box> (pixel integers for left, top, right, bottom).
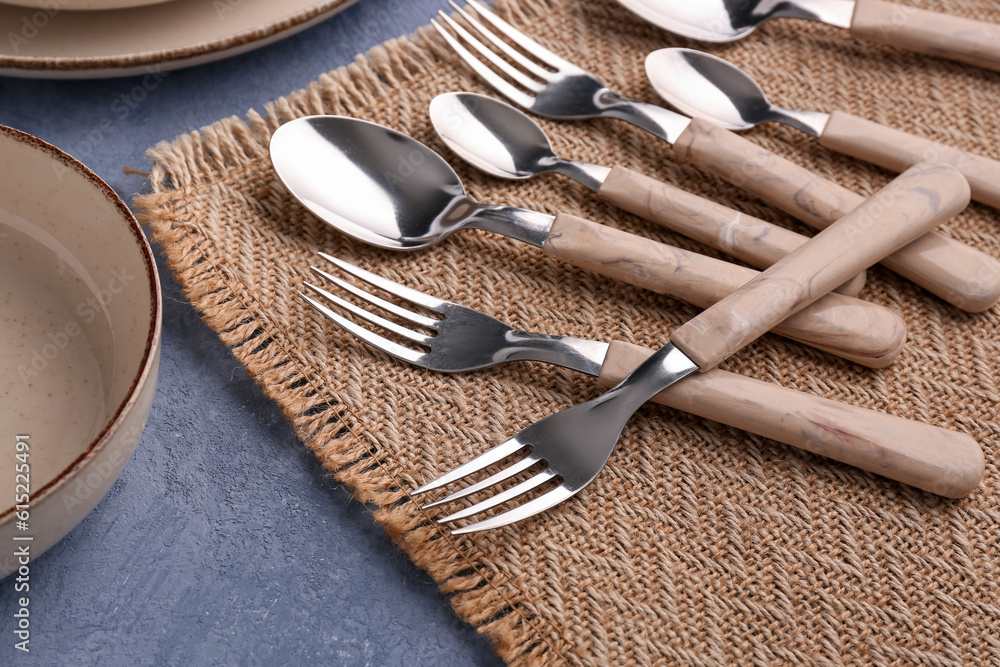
<box><xmin>135</xmin><ymin>1</ymin><xmax>1000</xmax><ymax>663</ymax></box>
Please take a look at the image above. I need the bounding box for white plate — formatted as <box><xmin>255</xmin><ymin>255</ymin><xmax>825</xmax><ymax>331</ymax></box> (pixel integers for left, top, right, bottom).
<box><xmin>0</xmin><ymin>125</ymin><xmax>162</xmax><ymax>576</ymax></box>
<box><xmin>0</xmin><ymin>0</ymin><xmax>360</xmax><ymax>79</ymax></box>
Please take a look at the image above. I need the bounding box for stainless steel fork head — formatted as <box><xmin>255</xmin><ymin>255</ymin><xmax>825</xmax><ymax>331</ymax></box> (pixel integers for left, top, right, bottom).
<box><xmin>432</xmin><ymin>0</ymin><xmax>691</xmax><ymax>144</ymax></box>
<box><xmin>411</xmin><ymin>343</ymin><xmax>698</xmax><ymax>533</ymax></box>
<box><xmin>300</xmin><ymin>253</ymin><xmax>609</xmax><ymax>375</ymax></box>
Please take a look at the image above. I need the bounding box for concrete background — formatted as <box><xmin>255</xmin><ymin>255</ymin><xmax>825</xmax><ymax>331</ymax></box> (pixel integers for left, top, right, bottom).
<box><xmin>0</xmin><ymin>1</ymin><xmax>504</xmax><ymax>664</ymax></box>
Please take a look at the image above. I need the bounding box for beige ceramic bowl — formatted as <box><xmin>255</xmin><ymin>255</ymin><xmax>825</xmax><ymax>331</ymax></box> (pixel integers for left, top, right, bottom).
<box><xmin>0</xmin><ymin>125</ymin><xmax>161</xmax><ymax>578</ymax></box>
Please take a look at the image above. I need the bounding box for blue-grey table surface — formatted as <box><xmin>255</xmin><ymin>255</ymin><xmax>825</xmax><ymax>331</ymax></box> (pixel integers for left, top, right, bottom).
<box><xmin>0</xmin><ymin>2</ymin><xmax>505</xmax><ymax>664</ymax></box>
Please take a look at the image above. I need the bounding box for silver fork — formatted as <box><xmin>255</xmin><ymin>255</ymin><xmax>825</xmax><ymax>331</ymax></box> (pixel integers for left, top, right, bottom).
<box><xmin>431</xmin><ymin>0</ymin><xmax>691</xmax><ymax>144</ymax></box>
<box><xmin>299</xmin><ymin>254</ymin><xmax>620</xmax><ymax>533</ymax></box>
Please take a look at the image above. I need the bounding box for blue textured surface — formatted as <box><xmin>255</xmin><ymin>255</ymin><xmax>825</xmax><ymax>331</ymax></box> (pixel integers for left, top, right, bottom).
<box><xmin>0</xmin><ymin>2</ymin><xmax>504</xmax><ymax>664</ymax></box>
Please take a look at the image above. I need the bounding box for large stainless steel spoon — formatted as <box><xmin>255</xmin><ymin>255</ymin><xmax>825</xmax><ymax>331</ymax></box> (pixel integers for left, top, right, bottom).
<box><xmin>269</xmin><ymin>115</ymin><xmax>907</xmax><ymax>368</ymax></box>
<box><xmin>617</xmin><ymin>0</ymin><xmax>1000</xmax><ymax>71</ymax></box>
<box><xmin>429</xmin><ymin>91</ymin><xmax>866</xmax><ymax>295</ymax></box>
<box><xmin>647</xmin><ymin>48</ymin><xmax>1000</xmax><ymax>209</ymax></box>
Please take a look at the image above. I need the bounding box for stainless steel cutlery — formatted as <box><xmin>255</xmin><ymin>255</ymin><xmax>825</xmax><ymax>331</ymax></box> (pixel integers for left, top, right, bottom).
<box><xmin>410</xmin><ymin>163</ymin><xmax>972</xmax><ymax>532</ymax></box>
<box><xmin>275</xmin><ymin>1</ymin><xmax>999</xmax><ymax>534</ymax></box>
<box><xmin>429</xmin><ymin>90</ymin><xmax>867</xmax><ymax>296</ymax></box>
<box><xmin>431</xmin><ymin>0</ymin><xmax>1000</xmax><ymax>311</ymax></box>
<box><xmin>615</xmin><ymin>0</ymin><xmax>1000</xmax><ymax>71</ymax></box>
<box><xmin>301</xmin><ymin>255</ymin><xmax>982</xmax><ymax>504</ymax></box>
<box><xmin>270</xmin><ymin>114</ymin><xmax>907</xmax><ymax>368</ymax></box>
<box><xmin>648</xmin><ymin>48</ymin><xmax>1000</xmax><ymax>209</ymax></box>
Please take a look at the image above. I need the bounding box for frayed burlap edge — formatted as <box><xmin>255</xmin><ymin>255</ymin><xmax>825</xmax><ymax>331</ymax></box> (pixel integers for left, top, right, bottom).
<box><xmin>134</xmin><ymin>1</ymin><xmax>576</xmax><ymax>665</ymax></box>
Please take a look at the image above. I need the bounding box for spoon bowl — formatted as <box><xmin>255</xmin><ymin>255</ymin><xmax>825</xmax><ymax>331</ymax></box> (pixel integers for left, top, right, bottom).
<box><xmin>269</xmin><ymin>115</ymin><xmax>552</xmax><ymax>250</ymax></box>
<box><xmin>429</xmin><ymin>94</ymin><xmax>555</xmax><ymax>180</ymax></box>
<box><xmin>646</xmin><ymin>48</ymin><xmax>831</xmax><ymax>137</ymax></box>
<box><xmin>614</xmin><ymin>0</ymin><xmax>855</xmax><ymax>42</ymax></box>
<box><xmin>429</xmin><ymin>93</ymin><xmax>611</xmax><ymax>191</ymax></box>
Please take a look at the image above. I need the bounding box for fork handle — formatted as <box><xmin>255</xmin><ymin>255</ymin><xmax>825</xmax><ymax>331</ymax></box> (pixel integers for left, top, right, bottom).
<box><xmin>598</xmin><ymin>340</ymin><xmax>983</xmax><ymax>498</ymax></box>
<box><xmin>672</xmin><ymin>117</ymin><xmax>1000</xmax><ymax>312</ymax></box>
<box><xmin>819</xmin><ymin>111</ymin><xmax>1000</xmax><ymax>209</ymax></box>
<box><xmin>850</xmin><ymin>0</ymin><xmax>1000</xmax><ymax>72</ymax></box>
<box><xmin>596</xmin><ymin>165</ymin><xmax>866</xmax><ymax>295</ymax></box>
<box><xmin>671</xmin><ymin>163</ymin><xmax>969</xmax><ymax>371</ymax></box>
<box><xmin>542</xmin><ymin>212</ymin><xmax>905</xmax><ymax>368</ymax></box>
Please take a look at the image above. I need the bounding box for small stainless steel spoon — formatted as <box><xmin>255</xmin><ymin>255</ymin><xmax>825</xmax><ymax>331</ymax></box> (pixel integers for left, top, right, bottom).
<box><xmin>646</xmin><ymin>48</ymin><xmax>1000</xmax><ymax>209</ymax></box>
<box><xmin>616</xmin><ymin>0</ymin><xmax>1000</xmax><ymax>71</ymax></box>
<box><xmin>429</xmin><ymin>91</ymin><xmax>865</xmax><ymax>295</ymax></box>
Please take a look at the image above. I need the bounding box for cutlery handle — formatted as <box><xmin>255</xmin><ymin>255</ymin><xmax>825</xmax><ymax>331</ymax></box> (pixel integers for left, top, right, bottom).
<box><xmin>673</xmin><ymin>117</ymin><xmax>1000</xmax><ymax>312</ymax></box>
<box><xmin>597</xmin><ymin>165</ymin><xmax>866</xmax><ymax>296</ymax></box>
<box><xmin>850</xmin><ymin>0</ymin><xmax>1000</xmax><ymax>72</ymax></box>
<box><xmin>820</xmin><ymin>111</ymin><xmax>1000</xmax><ymax>210</ymax></box>
<box><xmin>598</xmin><ymin>340</ymin><xmax>983</xmax><ymax>498</ymax></box>
<box><xmin>671</xmin><ymin>163</ymin><xmax>969</xmax><ymax>371</ymax></box>
<box><xmin>542</xmin><ymin>213</ymin><xmax>906</xmax><ymax>368</ymax></box>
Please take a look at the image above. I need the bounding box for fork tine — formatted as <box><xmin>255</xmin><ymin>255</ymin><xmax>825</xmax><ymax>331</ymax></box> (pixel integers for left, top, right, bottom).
<box><xmin>431</xmin><ymin>18</ymin><xmax>536</xmax><ymax>109</ymax></box>
<box><xmin>465</xmin><ymin>0</ymin><xmax>576</xmax><ymax>71</ymax></box>
<box><xmin>421</xmin><ymin>454</ymin><xmax>540</xmax><ymax>509</ymax></box>
<box><xmin>437</xmin><ymin>469</ymin><xmax>557</xmax><ymax>524</ymax></box>
<box><xmin>446</xmin><ymin>1</ymin><xmax>554</xmax><ymax>82</ymax></box>
<box><xmin>311</xmin><ymin>265</ymin><xmax>439</xmax><ymax>329</ymax></box>
<box><xmin>319</xmin><ymin>254</ymin><xmax>446</xmax><ymax>312</ymax></box>
<box><xmin>436</xmin><ymin>10</ymin><xmax>545</xmax><ymax>93</ymax></box>
<box><xmin>303</xmin><ymin>282</ymin><xmax>432</xmax><ymax>346</ymax></box>
<box><xmin>412</xmin><ymin>437</ymin><xmax>528</xmax><ymax>496</ymax></box>
<box><xmin>300</xmin><ymin>291</ymin><xmax>430</xmax><ymax>366</ymax></box>
<box><xmin>450</xmin><ymin>485</ymin><xmax>577</xmax><ymax>534</ymax></box>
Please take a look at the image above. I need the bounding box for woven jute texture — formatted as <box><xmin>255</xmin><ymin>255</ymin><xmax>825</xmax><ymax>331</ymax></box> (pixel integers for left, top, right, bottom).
<box><xmin>135</xmin><ymin>1</ymin><xmax>1000</xmax><ymax>664</ymax></box>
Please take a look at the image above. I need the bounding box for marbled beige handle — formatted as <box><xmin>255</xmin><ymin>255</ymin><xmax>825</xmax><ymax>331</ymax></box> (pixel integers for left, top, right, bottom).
<box><xmin>542</xmin><ymin>213</ymin><xmax>906</xmax><ymax>368</ymax></box>
<box><xmin>598</xmin><ymin>340</ymin><xmax>983</xmax><ymax>498</ymax></box>
<box><xmin>820</xmin><ymin>111</ymin><xmax>1000</xmax><ymax>209</ymax></box>
<box><xmin>673</xmin><ymin>117</ymin><xmax>1000</xmax><ymax>312</ymax></box>
<box><xmin>597</xmin><ymin>165</ymin><xmax>867</xmax><ymax>295</ymax></box>
<box><xmin>671</xmin><ymin>163</ymin><xmax>969</xmax><ymax>370</ymax></box>
<box><xmin>851</xmin><ymin>0</ymin><xmax>1000</xmax><ymax>72</ymax></box>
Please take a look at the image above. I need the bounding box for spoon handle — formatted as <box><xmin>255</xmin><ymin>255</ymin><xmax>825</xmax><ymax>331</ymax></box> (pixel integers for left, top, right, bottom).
<box><xmin>598</xmin><ymin>339</ymin><xmax>982</xmax><ymax>498</ymax></box>
<box><xmin>851</xmin><ymin>0</ymin><xmax>1000</xmax><ymax>72</ymax></box>
<box><xmin>542</xmin><ymin>212</ymin><xmax>906</xmax><ymax>368</ymax></box>
<box><xmin>596</xmin><ymin>165</ymin><xmax>866</xmax><ymax>296</ymax></box>
<box><xmin>672</xmin><ymin>117</ymin><xmax>1000</xmax><ymax>312</ymax></box>
<box><xmin>670</xmin><ymin>163</ymin><xmax>969</xmax><ymax>371</ymax></box>
<box><xmin>819</xmin><ymin>111</ymin><xmax>1000</xmax><ymax>210</ymax></box>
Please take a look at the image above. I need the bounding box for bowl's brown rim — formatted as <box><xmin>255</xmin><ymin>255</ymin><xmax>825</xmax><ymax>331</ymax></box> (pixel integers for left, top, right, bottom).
<box><xmin>0</xmin><ymin>124</ymin><xmax>162</xmax><ymax>522</ymax></box>
<box><xmin>0</xmin><ymin>0</ymin><xmax>357</xmax><ymax>73</ymax></box>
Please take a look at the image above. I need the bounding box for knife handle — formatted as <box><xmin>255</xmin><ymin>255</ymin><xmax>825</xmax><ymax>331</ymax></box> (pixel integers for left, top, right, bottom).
<box><xmin>850</xmin><ymin>0</ymin><xmax>1000</xmax><ymax>72</ymax></box>
<box><xmin>820</xmin><ymin>111</ymin><xmax>1000</xmax><ymax>210</ymax></box>
<box><xmin>597</xmin><ymin>340</ymin><xmax>983</xmax><ymax>498</ymax></box>
<box><xmin>671</xmin><ymin>163</ymin><xmax>969</xmax><ymax>371</ymax></box>
<box><xmin>542</xmin><ymin>213</ymin><xmax>906</xmax><ymax>368</ymax></box>
<box><xmin>596</xmin><ymin>165</ymin><xmax>866</xmax><ymax>296</ymax></box>
<box><xmin>673</xmin><ymin>117</ymin><xmax>1000</xmax><ymax>312</ymax></box>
